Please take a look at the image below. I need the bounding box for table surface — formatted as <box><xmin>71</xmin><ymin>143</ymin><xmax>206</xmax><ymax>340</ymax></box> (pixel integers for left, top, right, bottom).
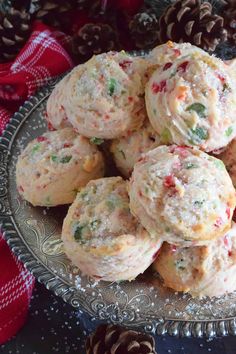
<box><xmin>1</xmin><ymin>282</ymin><xmax>236</xmax><ymax>354</ymax></box>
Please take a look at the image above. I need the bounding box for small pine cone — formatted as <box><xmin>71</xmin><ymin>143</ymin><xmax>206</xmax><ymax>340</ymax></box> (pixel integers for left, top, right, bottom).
<box><xmin>222</xmin><ymin>0</ymin><xmax>236</xmax><ymax>44</ymax></box>
<box><xmin>0</xmin><ymin>7</ymin><xmax>32</xmax><ymax>63</ymax></box>
<box><xmin>86</xmin><ymin>324</ymin><xmax>157</xmax><ymax>354</ymax></box>
<box><xmin>72</xmin><ymin>23</ymin><xmax>118</xmax><ymax>63</ymax></box>
<box><xmin>129</xmin><ymin>11</ymin><xmax>159</xmax><ymax>49</ymax></box>
<box><xmin>35</xmin><ymin>0</ymin><xmax>74</xmax><ymax>28</ymax></box>
<box><xmin>158</xmin><ymin>0</ymin><xmax>228</xmax><ymax>52</ymax></box>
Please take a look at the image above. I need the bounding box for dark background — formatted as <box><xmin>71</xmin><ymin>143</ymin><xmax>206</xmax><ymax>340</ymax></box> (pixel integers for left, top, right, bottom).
<box><xmin>1</xmin><ymin>282</ymin><xmax>236</xmax><ymax>353</ymax></box>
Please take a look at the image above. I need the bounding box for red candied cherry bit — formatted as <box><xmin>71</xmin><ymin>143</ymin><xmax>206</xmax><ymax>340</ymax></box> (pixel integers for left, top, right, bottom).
<box><xmin>224</xmin><ymin>234</ymin><xmax>229</xmax><ymax>248</ymax></box>
<box><xmin>163</xmin><ymin>174</ymin><xmax>175</xmax><ymax>188</ymax></box>
<box><xmin>104</xmin><ymin>114</ymin><xmax>110</xmax><ymax>120</ymax></box>
<box><xmin>224</xmin><ymin>234</ymin><xmax>232</xmax><ymax>256</ymax></box>
<box><xmin>177</xmin><ymin>61</ymin><xmax>189</xmax><ymax>73</ymax></box>
<box><xmin>63</xmin><ymin>143</ymin><xmax>72</xmax><ymax>148</ymax></box>
<box><xmin>37</xmin><ymin>136</ymin><xmax>48</xmax><ymax>142</ymax></box>
<box><xmin>173</xmin><ymin>49</ymin><xmax>181</xmax><ymax>57</ymax></box>
<box><xmin>169</xmin><ymin>145</ymin><xmax>189</xmax><ymax>157</ymax></box>
<box><xmin>170</xmin><ymin>245</ymin><xmax>177</xmax><ymax>253</ymax></box>
<box><xmin>214</xmin><ymin>217</ymin><xmax>223</xmax><ymax>228</ymax></box>
<box><xmin>151</xmin><ymin>82</ymin><xmax>160</xmax><ymax>94</ymax></box>
<box><xmin>128</xmin><ymin>96</ymin><xmax>134</xmax><ymax>102</ymax></box>
<box><xmin>137</xmin><ymin>155</ymin><xmax>148</xmax><ymax>163</ymax></box>
<box><xmin>216</xmin><ymin>73</ymin><xmax>226</xmax><ymax>84</ymax></box>
<box><xmin>18</xmin><ymin>185</ymin><xmax>24</xmax><ymax>192</ymax></box>
<box><xmin>119</xmin><ymin>60</ymin><xmax>132</xmax><ymax>70</ymax></box>
<box><xmin>151</xmin><ymin>80</ymin><xmax>167</xmax><ymax>94</ymax></box>
<box><xmin>163</xmin><ymin>62</ymin><xmax>173</xmax><ymax>71</ymax></box>
<box><xmin>226</xmin><ymin>207</ymin><xmax>231</xmax><ymax>220</ymax></box>
<box><xmin>47</xmin><ymin>121</ymin><xmax>55</xmax><ymax>131</ymax></box>
<box><xmin>138</xmin><ymin>190</ymin><xmax>143</xmax><ymax>197</ymax></box>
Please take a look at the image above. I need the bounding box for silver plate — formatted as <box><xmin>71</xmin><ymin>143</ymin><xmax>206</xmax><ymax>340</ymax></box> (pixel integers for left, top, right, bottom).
<box><xmin>1</xmin><ymin>73</ymin><xmax>236</xmax><ymax>339</ymax></box>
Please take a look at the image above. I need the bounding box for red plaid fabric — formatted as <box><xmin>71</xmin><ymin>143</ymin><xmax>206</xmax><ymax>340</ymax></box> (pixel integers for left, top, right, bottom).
<box><xmin>0</xmin><ymin>21</ymin><xmax>73</xmax><ymax>344</ymax></box>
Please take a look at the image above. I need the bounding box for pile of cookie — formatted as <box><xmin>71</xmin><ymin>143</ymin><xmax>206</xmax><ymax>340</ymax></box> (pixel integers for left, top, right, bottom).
<box><xmin>16</xmin><ymin>41</ymin><xmax>236</xmax><ymax>297</ymax></box>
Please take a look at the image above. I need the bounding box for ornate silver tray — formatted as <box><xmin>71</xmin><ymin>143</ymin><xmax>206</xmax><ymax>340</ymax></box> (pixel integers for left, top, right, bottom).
<box><xmin>1</xmin><ymin>75</ymin><xmax>236</xmax><ymax>339</ymax></box>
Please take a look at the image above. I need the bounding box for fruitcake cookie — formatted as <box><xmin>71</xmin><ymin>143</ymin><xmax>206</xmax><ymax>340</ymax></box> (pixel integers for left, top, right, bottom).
<box><xmin>145</xmin><ymin>53</ymin><xmax>236</xmax><ymax>152</ymax></box>
<box><xmin>128</xmin><ymin>145</ymin><xmax>236</xmax><ymax>246</ymax></box>
<box><xmin>110</xmin><ymin>120</ymin><xmax>161</xmax><ymax>178</ymax></box>
<box><xmin>62</xmin><ymin>177</ymin><xmax>162</xmax><ymax>281</ymax></box>
<box><xmin>16</xmin><ymin>128</ymin><xmax>104</xmax><ymax>206</ymax></box>
<box><xmin>63</xmin><ymin>51</ymin><xmax>146</xmax><ymax>139</ymax></box>
<box><xmin>153</xmin><ymin>222</ymin><xmax>236</xmax><ymax>297</ymax></box>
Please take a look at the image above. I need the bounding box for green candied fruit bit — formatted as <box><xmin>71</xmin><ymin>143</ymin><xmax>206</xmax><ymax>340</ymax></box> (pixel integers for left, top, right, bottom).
<box><xmin>89</xmin><ymin>219</ymin><xmax>101</xmax><ymax>231</ymax></box>
<box><xmin>185</xmin><ymin>162</ymin><xmax>198</xmax><ymax>169</ymax></box>
<box><xmin>189</xmin><ymin>126</ymin><xmax>209</xmax><ymax>143</ymax></box>
<box><xmin>51</xmin><ymin>155</ymin><xmax>72</xmax><ymax>163</ymax></box>
<box><xmin>31</xmin><ymin>143</ymin><xmax>41</xmax><ymax>154</ymax></box>
<box><xmin>108</xmin><ymin>78</ymin><xmax>116</xmax><ymax>96</ymax></box>
<box><xmin>51</xmin><ymin>155</ymin><xmax>58</xmax><ymax>162</ymax></box>
<box><xmin>194</xmin><ymin>200</ymin><xmax>205</xmax><ymax>207</ymax></box>
<box><xmin>90</xmin><ymin>137</ymin><xmax>104</xmax><ymax>145</ymax></box>
<box><xmin>160</xmin><ymin>127</ymin><xmax>172</xmax><ymax>144</ymax></box>
<box><xmin>106</xmin><ymin>199</ymin><xmax>116</xmax><ymax>212</ymax></box>
<box><xmin>175</xmin><ymin>259</ymin><xmax>185</xmax><ymax>271</ymax></box>
<box><xmin>153</xmin><ymin>108</ymin><xmax>157</xmax><ymax>115</ymax></box>
<box><xmin>225</xmin><ymin>126</ymin><xmax>233</xmax><ymax>137</ymax></box>
<box><xmin>213</xmin><ymin>159</ymin><xmax>225</xmax><ymax>170</ymax></box>
<box><xmin>73</xmin><ymin>223</ymin><xmax>86</xmax><ymax>243</ymax></box>
<box><xmin>60</xmin><ymin>155</ymin><xmax>72</xmax><ymax>163</ymax></box>
<box><xmin>80</xmin><ymin>190</ymin><xmax>88</xmax><ymax>200</ymax></box>
<box><xmin>186</xmin><ymin>103</ymin><xmax>206</xmax><ymax>118</ymax></box>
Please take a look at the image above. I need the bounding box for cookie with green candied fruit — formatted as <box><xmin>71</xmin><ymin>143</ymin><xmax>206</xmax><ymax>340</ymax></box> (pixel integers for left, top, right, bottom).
<box><xmin>63</xmin><ymin>51</ymin><xmax>146</xmax><ymax>139</ymax></box>
<box><xmin>153</xmin><ymin>222</ymin><xmax>236</xmax><ymax>298</ymax></box>
<box><xmin>145</xmin><ymin>52</ymin><xmax>236</xmax><ymax>152</ymax></box>
<box><xmin>62</xmin><ymin>177</ymin><xmax>162</xmax><ymax>281</ymax></box>
<box><xmin>16</xmin><ymin>128</ymin><xmax>104</xmax><ymax>206</ymax></box>
<box><xmin>128</xmin><ymin>145</ymin><xmax>236</xmax><ymax>246</ymax></box>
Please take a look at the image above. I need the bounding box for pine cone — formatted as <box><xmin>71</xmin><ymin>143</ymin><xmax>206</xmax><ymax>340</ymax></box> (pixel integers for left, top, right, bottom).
<box><xmin>129</xmin><ymin>11</ymin><xmax>159</xmax><ymax>49</ymax></box>
<box><xmin>85</xmin><ymin>324</ymin><xmax>157</xmax><ymax>354</ymax></box>
<box><xmin>158</xmin><ymin>0</ymin><xmax>227</xmax><ymax>52</ymax></box>
<box><xmin>222</xmin><ymin>0</ymin><xmax>236</xmax><ymax>44</ymax></box>
<box><xmin>72</xmin><ymin>23</ymin><xmax>118</xmax><ymax>63</ymax></box>
<box><xmin>0</xmin><ymin>7</ymin><xmax>32</xmax><ymax>63</ymax></box>
<box><xmin>35</xmin><ymin>0</ymin><xmax>74</xmax><ymax>28</ymax></box>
